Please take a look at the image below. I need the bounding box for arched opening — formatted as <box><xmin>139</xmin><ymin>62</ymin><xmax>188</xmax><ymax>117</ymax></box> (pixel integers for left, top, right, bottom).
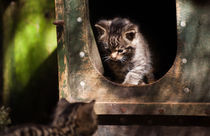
<box><xmin>89</xmin><ymin>0</ymin><xmax>177</xmax><ymax>84</ymax></box>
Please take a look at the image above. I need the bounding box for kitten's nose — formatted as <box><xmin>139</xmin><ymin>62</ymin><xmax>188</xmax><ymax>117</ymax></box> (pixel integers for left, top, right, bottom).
<box><xmin>111</xmin><ymin>52</ymin><xmax>118</xmax><ymax>59</ymax></box>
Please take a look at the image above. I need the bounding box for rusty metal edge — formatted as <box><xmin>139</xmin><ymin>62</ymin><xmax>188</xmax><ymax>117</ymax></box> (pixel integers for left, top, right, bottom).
<box><xmin>95</xmin><ymin>103</ymin><xmax>210</xmax><ymax>116</ymax></box>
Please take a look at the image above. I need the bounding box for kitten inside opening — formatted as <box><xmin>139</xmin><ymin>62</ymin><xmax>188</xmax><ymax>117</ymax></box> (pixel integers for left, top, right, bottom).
<box><xmin>95</xmin><ymin>18</ymin><xmax>153</xmax><ymax>85</ymax></box>
<box><xmin>89</xmin><ymin>0</ymin><xmax>177</xmax><ymax>85</ymax></box>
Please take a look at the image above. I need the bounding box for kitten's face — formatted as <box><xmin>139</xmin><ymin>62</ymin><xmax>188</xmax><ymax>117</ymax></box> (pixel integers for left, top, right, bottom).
<box><xmin>95</xmin><ymin>18</ymin><xmax>137</xmax><ymax>63</ymax></box>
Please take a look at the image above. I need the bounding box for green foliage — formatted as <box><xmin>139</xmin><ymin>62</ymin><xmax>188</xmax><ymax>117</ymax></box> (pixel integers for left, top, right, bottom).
<box><xmin>13</xmin><ymin>0</ymin><xmax>57</xmax><ymax>87</ymax></box>
<box><xmin>0</xmin><ymin>106</ymin><xmax>11</xmax><ymax>130</ymax></box>
<box><xmin>3</xmin><ymin>0</ymin><xmax>57</xmax><ymax>101</ymax></box>
<box><xmin>2</xmin><ymin>0</ymin><xmax>58</xmax><ymax>123</ymax></box>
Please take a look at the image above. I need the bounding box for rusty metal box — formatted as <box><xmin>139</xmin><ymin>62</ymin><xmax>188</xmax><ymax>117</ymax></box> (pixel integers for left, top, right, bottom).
<box><xmin>55</xmin><ymin>0</ymin><xmax>210</xmax><ymax>116</ymax></box>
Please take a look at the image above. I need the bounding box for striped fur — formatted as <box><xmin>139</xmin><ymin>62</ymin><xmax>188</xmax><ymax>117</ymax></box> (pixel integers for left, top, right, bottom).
<box><xmin>95</xmin><ymin>17</ymin><xmax>154</xmax><ymax>85</ymax></box>
<box><xmin>0</xmin><ymin>99</ymin><xmax>97</xmax><ymax>136</ymax></box>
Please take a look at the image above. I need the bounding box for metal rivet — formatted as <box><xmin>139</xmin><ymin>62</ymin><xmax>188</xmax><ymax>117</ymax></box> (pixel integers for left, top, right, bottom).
<box><xmin>184</xmin><ymin>88</ymin><xmax>190</xmax><ymax>93</ymax></box>
<box><xmin>158</xmin><ymin>109</ymin><xmax>164</xmax><ymax>114</ymax></box>
<box><xmin>120</xmin><ymin>107</ymin><xmax>126</xmax><ymax>113</ymax></box>
<box><xmin>205</xmin><ymin>109</ymin><xmax>210</xmax><ymax>115</ymax></box>
<box><xmin>77</xmin><ymin>17</ymin><xmax>82</xmax><ymax>22</ymax></box>
<box><xmin>182</xmin><ymin>58</ymin><xmax>187</xmax><ymax>64</ymax></box>
<box><xmin>79</xmin><ymin>51</ymin><xmax>85</xmax><ymax>58</ymax></box>
<box><xmin>180</xmin><ymin>21</ymin><xmax>186</xmax><ymax>27</ymax></box>
<box><xmin>80</xmin><ymin>81</ymin><xmax>85</xmax><ymax>87</ymax></box>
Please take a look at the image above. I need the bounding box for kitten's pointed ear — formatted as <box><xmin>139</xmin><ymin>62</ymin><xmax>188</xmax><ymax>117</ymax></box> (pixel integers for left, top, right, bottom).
<box><xmin>95</xmin><ymin>20</ymin><xmax>110</xmax><ymax>39</ymax></box>
<box><xmin>89</xmin><ymin>100</ymin><xmax>96</xmax><ymax>108</ymax></box>
<box><xmin>53</xmin><ymin>98</ymin><xmax>69</xmax><ymax>120</ymax></box>
<box><xmin>56</xmin><ymin>98</ymin><xmax>69</xmax><ymax>113</ymax></box>
<box><xmin>95</xmin><ymin>24</ymin><xmax>106</xmax><ymax>35</ymax></box>
<box><xmin>81</xmin><ymin>100</ymin><xmax>95</xmax><ymax>113</ymax></box>
<box><xmin>52</xmin><ymin>99</ymin><xmax>72</xmax><ymax>126</ymax></box>
<box><xmin>58</xmin><ymin>98</ymin><xmax>69</xmax><ymax>106</ymax></box>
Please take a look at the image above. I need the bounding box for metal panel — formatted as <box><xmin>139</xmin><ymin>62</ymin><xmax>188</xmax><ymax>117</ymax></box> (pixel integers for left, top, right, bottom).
<box><xmin>55</xmin><ymin>0</ymin><xmax>210</xmax><ymax>116</ymax></box>
<box><xmin>93</xmin><ymin>126</ymin><xmax>210</xmax><ymax>136</ymax></box>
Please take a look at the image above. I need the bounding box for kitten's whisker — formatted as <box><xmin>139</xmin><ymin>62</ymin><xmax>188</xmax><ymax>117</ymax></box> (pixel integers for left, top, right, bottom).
<box><xmin>120</xmin><ymin>57</ymin><xmax>127</xmax><ymax>63</ymax></box>
<box><xmin>102</xmin><ymin>56</ymin><xmax>109</xmax><ymax>59</ymax></box>
<box><xmin>120</xmin><ymin>59</ymin><xmax>124</xmax><ymax>63</ymax></box>
<box><xmin>103</xmin><ymin>56</ymin><xmax>110</xmax><ymax>62</ymax></box>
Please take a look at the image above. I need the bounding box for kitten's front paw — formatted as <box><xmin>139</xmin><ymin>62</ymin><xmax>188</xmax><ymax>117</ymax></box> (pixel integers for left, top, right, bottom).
<box><xmin>138</xmin><ymin>81</ymin><xmax>146</xmax><ymax>85</ymax></box>
<box><xmin>122</xmin><ymin>80</ymin><xmax>145</xmax><ymax>86</ymax></box>
<box><xmin>122</xmin><ymin>72</ymin><xmax>145</xmax><ymax>85</ymax></box>
<box><xmin>122</xmin><ymin>76</ymin><xmax>139</xmax><ymax>85</ymax></box>
<box><xmin>122</xmin><ymin>79</ymin><xmax>139</xmax><ymax>85</ymax></box>
<box><xmin>122</xmin><ymin>82</ymin><xmax>133</xmax><ymax>86</ymax></box>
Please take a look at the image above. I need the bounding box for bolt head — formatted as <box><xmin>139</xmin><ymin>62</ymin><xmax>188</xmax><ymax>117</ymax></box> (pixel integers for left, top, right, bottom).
<box><xmin>180</xmin><ymin>21</ymin><xmax>186</xmax><ymax>27</ymax></box>
<box><xmin>79</xmin><ymin>51</ymin><xmax>85</xmax><ymax>58</ymax></box>
<box><xmin>77</xmin><ymin>17</ymin><xmax>82</xmax><ymax>22</ymax></box>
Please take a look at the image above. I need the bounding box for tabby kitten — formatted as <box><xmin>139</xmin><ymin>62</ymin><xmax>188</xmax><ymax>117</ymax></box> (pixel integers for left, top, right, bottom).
<box><xmin>95</xmin><ymin>17</ymin><xmax>154</xmax><ymax>85</ymax></box>
<box><xmin>0</xmin><ymin>99</ymin><xmax>97</xmax><ymax>136</ymax></box>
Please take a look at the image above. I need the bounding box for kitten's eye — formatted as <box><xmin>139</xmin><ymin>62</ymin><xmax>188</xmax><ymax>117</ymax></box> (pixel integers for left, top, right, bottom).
<box><xmin>125</xmin><ymin>47</ymin><xmax>133</xmax><ymax>50</ymax></box>
<box><xmin>103</xmin><ymin>43</ymin><xmax>108</xmax><ymax>49</ymax></box>
<box><xmin>106</xmin><ymin>49</ymin><xmax>111</xmax><ymax>53</ymax></box>
<box><xmin>125</xmin><ymin>32</ymin><xmax>135</xmax><ymax>41</ymax></box>
<box><xmin>117</xmin><ymin>49</ymin><xmax>124</xmax><ymax>53</ymax></box>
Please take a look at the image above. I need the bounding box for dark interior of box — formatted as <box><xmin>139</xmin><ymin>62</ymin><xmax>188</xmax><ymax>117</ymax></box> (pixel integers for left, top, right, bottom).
<box><xmin>89</xmin><ymin>0</ymin><xmax>177</xmax><ymax>81</ymax></box>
